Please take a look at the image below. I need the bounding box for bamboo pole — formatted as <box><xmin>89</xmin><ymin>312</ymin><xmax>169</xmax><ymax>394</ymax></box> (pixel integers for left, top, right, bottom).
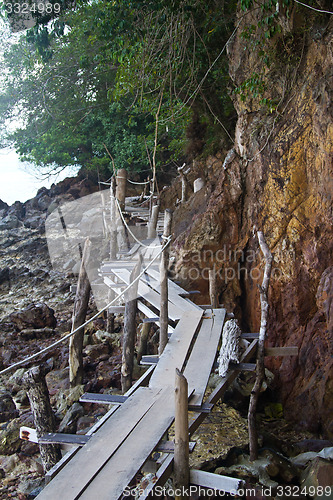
<box><xmin>248</xmin><ymin>230</ymin><xmax>273</xmax><ymax>461</ymax></box>
<box><xmin>69</xmin><ymin>238</ymin><xmax>91</xmax><ymax>387</ymax></box>
<box><xmin>121</xmin><ymin>255</ymin><xmax>142</xmax><ymax>393</ymax></box>
<box><xmin>110</xmin><ymin>176</ymin><xmax>117</xmax><ymax>260</ymax></box>
<box><xmin>174</xmin><ymin>368</ymin><xmax>189</xmax><ymax>499</ymax></box>
<box><xmin>209</xmin><ymin>267</ymin><xmax>218</xmax><ymax>309</ymax></box>
<box><xmin>159</xmin><ymin>209</ymin><xmax>172</xmax><ymax>355</ymax></box>
<box><xmin>23</xmin><ymin>366</ymin><xmax>62</xmax><ymax>472</ymax></box>
<box><xmin>147</xmin><ymin>203</ymin><xmax>160</xmax><ymax>239</ymax></box>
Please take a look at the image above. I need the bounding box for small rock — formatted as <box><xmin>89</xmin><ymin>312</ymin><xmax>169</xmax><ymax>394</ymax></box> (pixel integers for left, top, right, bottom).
<box><xmin>55</xmin><ymin>385</ymin><xmax>84</xmax><ymax>416</ymax></box>
<box><xmin>58</xmin><ymin>402</ymin><xmax>84</xmax><ymax>433</ymax></box>
<box><xmin>260</xmin><ymin>448</ymin><xmax>298</xmax><ymax>482</ymax></box>
<box><xmin>301</xmin><ymin>457</ymin><xmax>333</xmax><ymax>499</ymax></box>
<box><xmin>17</xmin><ymin>477</ymin><xmax>44</xmax><ymax>496</ymax></box>
<box><xmin>9</xmin><ymin>303</ymin><xmax>57</xmax><ymax>331</ymax></box>
<box><xmin>0</xmin><ymin>215</ymin><xmax>21</xmax><ymax>230</ymax></box>
<box><xmin>0</xmin><ymin>392</ymin><xmax>19</xmax><ymax>422</ymax></box>
<box><xmin>84</xmin><ymin>343</ymin><xmax>110</xmax><ymax>360</ymax></box>
<box><xmin>0</xmin><ymin>419</ymin><xmax>21</xmax><ymax>454</ymax></box>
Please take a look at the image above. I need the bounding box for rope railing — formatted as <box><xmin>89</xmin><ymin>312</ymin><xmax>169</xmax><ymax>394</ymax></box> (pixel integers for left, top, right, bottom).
<box><xmin>0</xmin><ymin>235</ymin><xmax>171</xmax><ymax>377</ymax></box>
<box><xmin>115</xmin><ymin>198</ymin><xmax>162</xmax><ymax>249</ymax></box>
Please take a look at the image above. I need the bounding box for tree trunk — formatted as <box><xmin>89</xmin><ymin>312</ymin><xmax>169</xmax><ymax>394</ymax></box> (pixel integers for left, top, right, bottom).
<box><xmin>159</xmin><ymin>210</ymin><xmax>172</xmax><ymax>356</ymax></box>
<box><xmin>23</xmin><ymin>366</ymin><xmax>62</xmax><ymax>472</ymax></box>
<box><xmin>248</xmin><ymin>230</ymin><xmax>273</xmax><ymax>461</ymax></box>
<box><xmin>174</xmin><ymin>368</ymin><xmax>189</xmax><ymax>499</ymax></box>
<box><xmin>121</xmin><ymin>255</ymin><xmax>142</xmax><ymax>393</ymax></box>
<box><xmin>69</xmin><ymin>238</ymin><xmax>91</xmax><ymax>387</ymax></box>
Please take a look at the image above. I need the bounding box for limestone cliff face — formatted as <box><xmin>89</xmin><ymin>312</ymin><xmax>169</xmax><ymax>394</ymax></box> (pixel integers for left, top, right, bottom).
<box><xmin>171</xmin><ymin>9</ymin><xmax>333</xmax><ymax>436</ymax></box>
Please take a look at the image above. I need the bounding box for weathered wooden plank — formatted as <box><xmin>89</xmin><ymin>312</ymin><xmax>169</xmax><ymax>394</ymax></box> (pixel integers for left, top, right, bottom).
<box><xmin>155</xmin><ymin>441</ymin><xmax>196</xmax><ymax>453</ymax></box>
<box><xmin>108</xmin><ymin>306</ymin><xmax>126</xmax><ymax>313</ymax></box>
<box><xmin>137</xmin><ymin>300</ymin><xmax>174</xmax><ymax>334</ymax></box>
<box><xmin>184</xmin><ymin>309</ymin><xmax>226</xmax><ymax>407</ymax></box>
<box><xmin>79</xmin><ymin>393</ymin><xmax>127</xmax><ymax>404</ymax></box>
<box><xmin>149</xmin><ymin>309</ymin><xmax>203</xmax><ymax>390</ymax></box>
<box><xmin>241</xmin><ymin>332</ymin><xmax>259</xmax><ymax>339</ymax></box>
<box><xmin>265</xmin><ymin>346</ymin><xmax>298</xmax><ymax>356</ymax></box>
<box><xmin>79</xmin><ymin>388</ymin><xmax>175</xmax><ymax>500</ymax></box>
<box><xmin>39</xmin><ymin>433</ymin><xmax>90</xmax><ymax>446</ymax></box>
<box><xmin>111</xmin><ymin>268</ymin><xmax>183</xmax><ymax>321</ymax></box>
<box><xmin>140</xmin><ymin>355</ymin><xmax>159</xmax><ymax>365</ymax></box>
<box><xmin>137</xmin><ymin>455</ymin><xmax>174</xmax><ymax>500</ymax></box>
<box><xmin>190</xmin><ymin>469</ymin><xmax>244</xmax><ymax>493</ymax></box>
<box><xmin>144</xmin><ymin>268</ymin><xmax>190</xmax><ymax>296</ymax></box>
<box><xmin>230</xmin><ymin>362</ymin><xmax>256</xmax><ymax>371</ymax></box>
<box><xmin>37</xmin><ymin>387</ymin><xmax>162</xmax><ymax>499</ymax></box>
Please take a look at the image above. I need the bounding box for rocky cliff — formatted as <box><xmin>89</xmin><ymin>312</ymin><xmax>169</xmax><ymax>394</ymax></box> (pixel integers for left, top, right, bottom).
<box><xmin>169</xmin><ymin>7</ymin><xmax>333</xmax><ymax>437</ymax></box>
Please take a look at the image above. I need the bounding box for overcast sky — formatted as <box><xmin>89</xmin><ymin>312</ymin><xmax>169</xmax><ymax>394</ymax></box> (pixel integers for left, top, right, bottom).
<box><xmin>0</xmin><ymin>148</ymin><xmax>78</xmax><ymax>206</ymax></box>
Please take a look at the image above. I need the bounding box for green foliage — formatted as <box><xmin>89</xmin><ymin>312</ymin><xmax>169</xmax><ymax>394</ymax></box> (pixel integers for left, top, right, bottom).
<box><xmin>0</xmin><ymin>0</ymin><xmax>237</xmax><ymax>179</ymax></box>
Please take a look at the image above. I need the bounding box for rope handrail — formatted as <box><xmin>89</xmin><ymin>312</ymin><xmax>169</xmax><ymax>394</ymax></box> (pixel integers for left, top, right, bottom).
<box><xmin>115</xmin><ymin>198</ymin><xmax>162</xmax><ymax>249</ymax></box>
<box><xmin>0</xmin><ymin>235</ymin><xmax>172</xmax><ymax>377</ymax></box>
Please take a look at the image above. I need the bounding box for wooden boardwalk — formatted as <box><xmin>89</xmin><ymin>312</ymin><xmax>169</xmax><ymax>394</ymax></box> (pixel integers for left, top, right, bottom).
<box><xmin>37</xmin><ymin>207</ymin><xmax>253</xmax><ymax>500</ymax></box>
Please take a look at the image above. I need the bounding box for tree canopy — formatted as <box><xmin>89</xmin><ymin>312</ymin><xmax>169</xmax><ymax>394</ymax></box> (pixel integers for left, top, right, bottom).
<box><xmin>0</xmin><ymin>0</ymin><xmax>237</xmax><ymax>180</ymax></box>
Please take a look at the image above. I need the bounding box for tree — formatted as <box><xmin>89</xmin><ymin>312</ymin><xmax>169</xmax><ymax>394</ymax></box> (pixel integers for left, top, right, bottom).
<box><xmin>0</xmin><ymin>0</ymin><xmax>237</xmax><ymax>179</ymax></box>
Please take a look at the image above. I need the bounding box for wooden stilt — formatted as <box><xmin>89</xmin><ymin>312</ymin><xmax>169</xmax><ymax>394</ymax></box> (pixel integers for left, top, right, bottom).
<box><xmin>147</xmin><ymin>203</ymin><xmax>160</xmax><ymax>239</ymax></box>
<box><xmin>137</xmin><ymin>322</ymin><xmax>151</xmax><ymax>364</ymax></box>
<box><xmin>116</xmin><ymin>169</ymin><xmax>127</xmax><ymax>212</ymax></box>
<box><xmin>159</xmin><ymin>210</ymin><xmax>172</xmax><ymax>355</ymax></box>
<box><xmin>174</xmin><ymin>368</ymin><xmax>189</xmax><ymax>499</ymax></box>
<box><xmin>121</xmin><ymin>255</ymin><xmax>142</xmax><ymax>393</ymax></box>
<box><xmin>209</xmin><ymin>268</ymin><xmax>218</xmax><ymax>309</ymax></box>
<box><xmin>248</xmin><ymin>230</ymin><xmax>273</xmax><ymax>461</ymax></box>
<box><xmin>23</xmin><ymin>366</ymin><xmax>62</xmax><ymax>472</ymax></box>
<box><xmin>110</xmin><ymin>177</ymin><xmax>117</xmax><ymax>260</ymax></box>
<box><xmin>69</xmin><ymin>238</ymin><xmax>91</xmax><ymax>387</ymax></box>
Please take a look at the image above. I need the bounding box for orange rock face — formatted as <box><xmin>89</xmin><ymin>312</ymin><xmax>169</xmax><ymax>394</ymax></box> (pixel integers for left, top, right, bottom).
<box><xmin>170</xmin><ymin>12</ymin><xmax>333</xmax><ymax>436</ymax></box>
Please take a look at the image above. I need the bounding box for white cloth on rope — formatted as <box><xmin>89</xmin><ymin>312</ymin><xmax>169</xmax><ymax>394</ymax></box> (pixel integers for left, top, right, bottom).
<box><xmin>218</xmin><ymin>319</ymin><xmax>241</xmax><ymax>377</ymax></box>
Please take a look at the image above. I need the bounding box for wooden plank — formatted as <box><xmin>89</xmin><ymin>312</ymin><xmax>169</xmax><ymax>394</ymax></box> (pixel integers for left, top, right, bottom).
<box><xmin>144</xmin><ymin>268</ymin><xmax>190</xmax><ymax>296</ymax></box>
<box><xmin>79</xmin><ymin>388</ymin><xmax>175</xmax><ymax>500</ymax></box>
<box><xmin>230</xmin><ymin>362</ymin><xmax>256</xmax><ymax>371</ymax></box>
<box><xmin>184</xmin><ymin>309</ymin><xmax>226</xmax><ymax>408</ymax></box>
<box><xmin>79</xmin><ymin>393</ymin><xmax>127</xmax><ymax>404</ymax></box>
<box><xmin>124</xmin><ymin>364</ymin><xmax>156</xmax><ymax>397</ymax></box>
<box><xmin>137</xmin><ymin>455</ymin><xmax>174</xmax><ymax>499</ymax></box>
<box><xmin>137</xmin><ymin>300</ymin><xmax>174</xmax><ymax>334</ymax></box>
<box><xmin>241</xmin><ymin>332</ymin><xmax>259</xmax><ymax>339</ymax></box>
<box><xmin>108</xmin><ymin>306</ymin><xmax>125</xmax><ymax>313</ymax></box>
<box><xmin>149</xmin><ymin>309</ymin><xmax>203</xmax><ymax>390</ymax></box>
<box><xmin>190</xmin><ymin>469</ymin><xmax>244</xmax><ymax>493</ymax></box>
<box><xmin>265</xmin><ymin>346</ymin><xmax>298</xmax><ymax>356</ymax></box>
<box><xmin>111</xmin><ymin>268</ymin><xmax>183</xmax><ymax>321</ymax></box>
<box><xmin>156</xmin><ymin>441</ymin><xmax>196</xmax><ymax>453</ymax></box>
<box><xmin>37</xmin><ymin>387</ymin><xmax>162</xmax><ymax>500</ymax></box>
<box><xmin>39</xmin><ymin>433</ymin><xmax>90</xmax><ymax>446</ymax></box>
<box><xmin>141</xmin><ymin>355</ymin><xmax>159</xmax><ymax>365</ymax></box>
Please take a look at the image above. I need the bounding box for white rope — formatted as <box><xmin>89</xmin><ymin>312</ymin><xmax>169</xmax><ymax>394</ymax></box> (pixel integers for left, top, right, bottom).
<box><xmin>0</xmin><ymin>236</ymin><xmax>172</xmax><ymax>377</ymax></box>
<box><xmin>115</xmin><ymin>198</ymin><xmax>162</xmax><ymax>248</ymax></box>
<box><xmin>294</xmin><ymin>0</ymin><xmax>333</xmax><ymax>14</ymax></box>
<box><xmin>127</xmin><ymin>179</ymin><xmax>151</xmax><ymax>185</ymax></box>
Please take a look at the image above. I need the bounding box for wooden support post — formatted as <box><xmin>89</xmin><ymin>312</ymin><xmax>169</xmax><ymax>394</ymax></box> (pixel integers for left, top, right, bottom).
<box><xmin>147</xmin><ymin>203</ymin><xmax>160</xmax><ymax>239</ymax></box>
<box><xmin>178</xmin><ymin>164</ymin><xmax>189</xmax><ymax>204</ymax></box>
<box><xmin>69</xmin><ymin>238</ymin><xmax>91</xmax><ymax>387</ymax></box>
<box><xmin>159</xmin><ymin>209</ymin><xmax>172</xmax><ymax>355</ymax></box>
<box><xmin>209</xmin><ymin>268</ymin><xmax>218</xmax><ymax>309</ymax></box>
<box><xmin>248</xmin><ymin>230</ymin><xmax>273</xmax><ymax>461</ymax></box>
<box><xmin>116</xmin><ymin>168</ymin><xmax>127</xmax><ymax>212</ymax></box>
<box><xmin>137</xmin><ymin>322</ymin><xmax>151</xmax><ymax>364</ymax></box>
<box><xmin>110</xmin><ymin>176</ymin><xmax>117</xmax><ymax>260</ymax></box>
<box><xmin>121</xmin><ymin>255</ymin><xmax>142</xmax><ymax>393</ymax></box>
<box><xmin>23</xmin><ymin>366</ymin><xmax>62</xmax><ymax>472</ymax></box>
<box><xmin>174</xmin><ymin>368</ymin><xmax>189</xmax><ymax>499</ymax></box>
